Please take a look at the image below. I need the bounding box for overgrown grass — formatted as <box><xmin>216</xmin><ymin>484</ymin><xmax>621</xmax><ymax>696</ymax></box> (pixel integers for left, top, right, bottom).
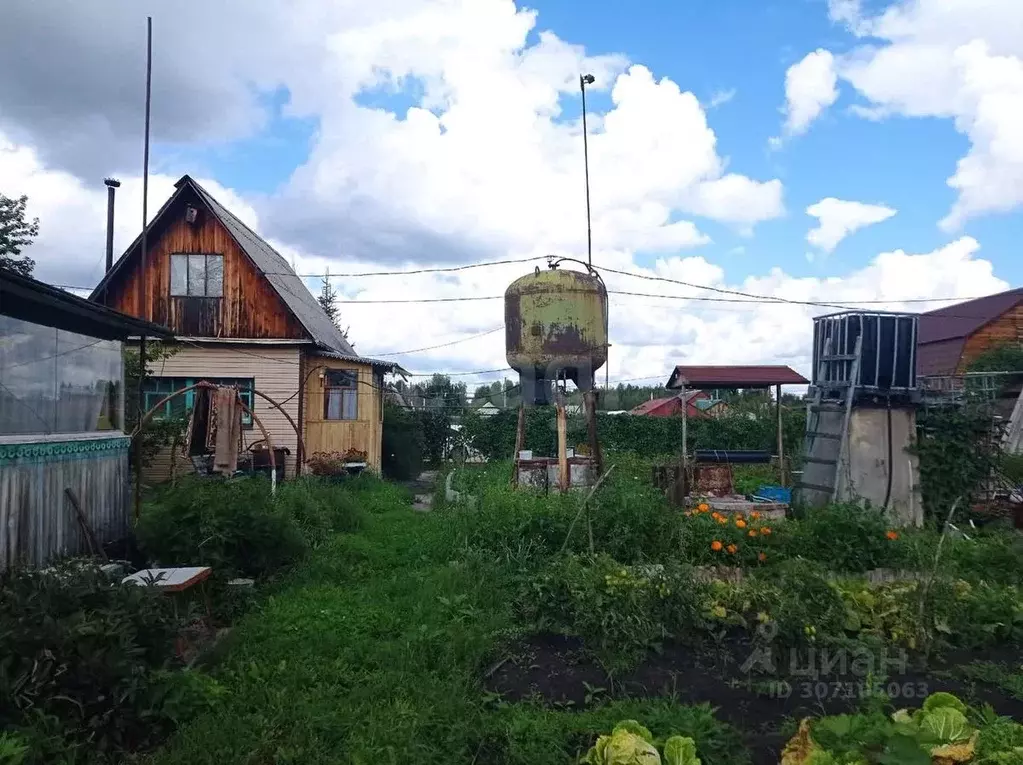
<box><xmin>154</xmin><ymin>501</ymin><xmax>749</xmax><ymax>765</ymax></box>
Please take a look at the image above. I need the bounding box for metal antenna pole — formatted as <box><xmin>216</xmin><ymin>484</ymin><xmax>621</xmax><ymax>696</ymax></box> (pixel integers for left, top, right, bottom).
<box><xmin>139</xmin><ymin>16</ymin><xmax>152</xmax><ymax>320</ymax></box>
<box><xmin>134</xmin><ymin>16</ymin><xmax>153</xmax><ymax>524</ymax></box>
<box><xmin>580</xmin><ymin>74</ymin><xmax>594</xmax><ymax>266</ymax></box>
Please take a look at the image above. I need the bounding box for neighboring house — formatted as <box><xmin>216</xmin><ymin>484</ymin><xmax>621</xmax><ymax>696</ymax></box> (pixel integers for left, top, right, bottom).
<box><xmin>917</xmin><ymin>288</ymin><xmax>1023</xmax><ymax>377</ymax></box>
<box><xmin>90</xmin><ymin>174</ymin><xmax>400</xmax><ymax>478</ymax></box>
<box><xmin>630</xmin><ymin>390</ymin><xmax>719</xmax><ymax>418</ymax></box>
<box><xmin>475</xmin><ymin>402</ymin><xmax>500</xmax><ymax>417</ymax></box>
<box><xmin>1</xmin><ymin>269</ymin><xmax>173</xmax><ymax>568</ymax></box>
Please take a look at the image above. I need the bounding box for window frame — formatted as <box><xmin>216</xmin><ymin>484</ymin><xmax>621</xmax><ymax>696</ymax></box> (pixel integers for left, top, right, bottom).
<box><xmin>143</xmin><ymin>376</ymin><xmax>254</xmax><ymax>428</ymax></box>
<box><xmin>323</xmin><ymin>368</ymin><xmax>359</xmax><ymax>421</ymax></box>
<box><xmin>169</xmin><ymin>253</ymin><xmax>224</xmax><ymax>298</ymax></box>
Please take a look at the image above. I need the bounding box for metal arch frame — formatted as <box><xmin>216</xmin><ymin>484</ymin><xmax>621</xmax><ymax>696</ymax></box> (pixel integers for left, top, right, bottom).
<box><xmin>134</xmin><ymin>381</ymin><xmax>306</xmax><ymax>501</ymax></box>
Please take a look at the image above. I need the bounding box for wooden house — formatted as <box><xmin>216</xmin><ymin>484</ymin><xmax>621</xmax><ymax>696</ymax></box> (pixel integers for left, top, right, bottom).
<box><xmin>629</xmin><ymin>390</ymin><xmax>721</xmax><ymax>418</ymax></box>
<box><xmin>1</xmin><ymin>269</ymin><xmax>173</xmax><ymax>567</ymax></box>
<box><xmin>90</xmin><ymin>175</ymin><xmax>400</xmax><ymax>479</ymax></box>
<box><xmin>917</xmin><ymin>288</ymin><xmax>1023</xmax><ymax>376</ymax></box>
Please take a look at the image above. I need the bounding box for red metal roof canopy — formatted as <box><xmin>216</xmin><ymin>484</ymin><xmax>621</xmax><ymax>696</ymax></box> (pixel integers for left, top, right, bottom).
<box><xmin>666</xmin><ymin>365</ymin><xmax>809</xmax><ymax>389</ymax></box>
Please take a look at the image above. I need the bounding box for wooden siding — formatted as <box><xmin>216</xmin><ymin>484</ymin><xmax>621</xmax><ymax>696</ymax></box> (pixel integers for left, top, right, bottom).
<box><xmin>302</xmin><ymin>356</ymin><xmax>383</xmax><ymax>472</ymax></box>
<box><xmin>107</xmin><ymin>205</ymin><xmax>307</xmax><ymax>340</ymax></box>
<box><xmin>0</xmin><ymin>435</ymin><xmax>130</xmax><ymax>570</ymax></box>
<box><xmin>958</xmin><ymin>304</ymin><xmax>1023</xmax><ymax>372</ymax></box>
<box><xmin>142</xmin><ymin>344</ymin><xmax>302</xmax><ymax>481</ymax></box>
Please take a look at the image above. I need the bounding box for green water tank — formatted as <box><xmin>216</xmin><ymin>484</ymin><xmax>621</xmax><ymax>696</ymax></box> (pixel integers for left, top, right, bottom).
<box><xmin>505</xmin><ymin>265</ymin><xmax>608</xmax><ymax>404</ymax></box>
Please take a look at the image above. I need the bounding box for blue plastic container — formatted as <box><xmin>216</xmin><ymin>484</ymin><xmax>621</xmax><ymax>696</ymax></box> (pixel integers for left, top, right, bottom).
<box><xmin>753</xmin><ymin>485</ymin><xmax>791</xmax><ymax>504</ymax></box>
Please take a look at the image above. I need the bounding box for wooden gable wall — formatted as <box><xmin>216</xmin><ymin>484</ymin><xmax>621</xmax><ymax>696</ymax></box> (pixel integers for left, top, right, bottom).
<box><xmin>104</xmin><ymin>194</ymin><xmax>308</xmax><ymax>340</ymax></box>
<box><xmin>958</xmin><ymin>303</ymin><xmax>1023</xmax><ymax>372</ymax></box>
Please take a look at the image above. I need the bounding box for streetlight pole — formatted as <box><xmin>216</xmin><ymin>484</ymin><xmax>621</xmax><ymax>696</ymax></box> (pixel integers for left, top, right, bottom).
<box><xmin>580</xmin><ymin>73</ymin><xmax>595</xmax><ymax>266</ymax></box>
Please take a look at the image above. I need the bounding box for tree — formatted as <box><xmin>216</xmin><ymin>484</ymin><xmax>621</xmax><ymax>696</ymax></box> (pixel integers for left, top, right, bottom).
<box><xmin>0</xmin><ymin>194</ymin><xmax>40</xmax><ymax>277</ymax></box>
<box><xmin>316</xmin><ymin>272</ymin><xmax>350</xmax><ymax>343</ymax></box>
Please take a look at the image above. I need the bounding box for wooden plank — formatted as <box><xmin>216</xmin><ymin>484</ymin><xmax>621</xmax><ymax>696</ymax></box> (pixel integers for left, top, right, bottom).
<box><xmin>65</xmin><ymin>488</ymin><xmax>105</xmax><ymax>558</ymax></box>
<box><xmin>107</xmin><ymin>206</ymin><xmax>307</xmax><ymax>339</ymax></box>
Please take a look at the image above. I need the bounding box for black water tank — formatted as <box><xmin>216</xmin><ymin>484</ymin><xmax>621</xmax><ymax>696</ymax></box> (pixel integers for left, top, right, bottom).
<box><xmin>812</xmin><ymin>311</ymin><xmax>918</xmax><ymax>396</ymax></box>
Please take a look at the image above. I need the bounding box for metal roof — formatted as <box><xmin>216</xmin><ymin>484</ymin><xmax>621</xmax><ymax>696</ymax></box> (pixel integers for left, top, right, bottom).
<box><xmin>90</xmin><ymin>174</ymin><xmax>377</xmax><ymax>363</ymax></box>
<box><xmin>917</xmin><ymin>288</ymin><xmax>1023</xmax><ymax>345</ymax></box>
<box><xmin>312</xmin><ymin>349</ymin><xmax>406</xmax><ymax>374</ymax></box>
<box><xmin>666</xmin><ymin>365</ymin><xmax>809</xmax><ymax>389</ymax></box>
<box><xmin>2</xmin><ymin>269</ymin><xmax>173</xmax><ymax>341</ymax></box>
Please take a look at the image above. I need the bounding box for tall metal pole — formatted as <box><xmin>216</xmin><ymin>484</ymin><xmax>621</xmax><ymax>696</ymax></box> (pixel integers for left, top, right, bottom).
<box><xmin>134</xmin><ymin>16</ymin><xmax>153</xmax><ymax>524</ymax></box>
<box><xmin>139</xmin><ymin>16</ymin><xmax>152</xmax><ymax>321</ymax></box>
<box><xmin>580</xmin><ymin>74</ymin><xmax>594</xmax><ymax>267</ymax></box>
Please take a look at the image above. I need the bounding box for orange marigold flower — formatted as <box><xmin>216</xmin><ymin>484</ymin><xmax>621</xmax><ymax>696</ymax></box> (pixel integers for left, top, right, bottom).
<box><xmin>886</xmin><ymin>530</ymin><xmax>899</xmax><ymax>541</ymax></box>
<box><xmin>698</xmin><ymin>502</ymin><xmax>710</xmax><ymax>512</ymax></box>
<box><xmin>717</xmin><ymin>516</ymin><xmax>728</xmax><ymax>525</ymax></box>
<box><xmin>748</xmin><ymin>529</ymin><xmax>758</xmax><ymax>538</ymax></box>
<box><xmin>726</xmin><ymin>544</ymin><xmax>738</xmax><ymax>555</ymax></box>
<box><xmin>735</xmin><ymin>519</ymin><xmax>747</xmax><ymax>529</ymax></box>
<box><xmin>711</xmin><ymin>512</ymin><xmax>721</xmax><ymax>520</ymax></box>
<box><xmin>750</xmin><ymin>511</ymin><xmax>761</xmax><ymax>520</ymax></box>
<box><xmin>758</xmin><ymin>552</ymin><xmax>767</xmax><ymax>562</ymax></box>
<box><xmin>711</xmin><ymin>540</ymin><xmax>723</xmax><ymax>552</ymax></box>
<box><xmin>760</xmin><ymin>527</ymin><xmax>772</xmax><ymax>535</ymax></box>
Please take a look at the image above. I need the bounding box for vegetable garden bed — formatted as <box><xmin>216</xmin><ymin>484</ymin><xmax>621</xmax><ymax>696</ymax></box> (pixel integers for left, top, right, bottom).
<box><xmin>142</xmin><ymin>455</ymin><xmax>1023</xmax><ymax>765</ymax></box>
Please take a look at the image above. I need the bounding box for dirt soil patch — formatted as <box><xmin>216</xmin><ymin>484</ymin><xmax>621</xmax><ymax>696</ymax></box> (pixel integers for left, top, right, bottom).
<box><xmin>486</xmin><ymin>634</ymin><xmax>1023</xmax><ymax>765</ymax></box>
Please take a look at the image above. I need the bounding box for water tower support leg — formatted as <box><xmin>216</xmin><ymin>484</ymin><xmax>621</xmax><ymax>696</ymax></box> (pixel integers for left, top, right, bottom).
<box><xmin>584</xmin><ymin>390</ymin><xmax>603</xmax><ymax>476</ymax></box>
<box><xmin>557</xmin><ymin>397</ymin><xmax>569</xmax><ymax>493</ymax></box>
<box><xmin>776</xmin><ymin>384</ymin><xmax>785</xmax><ymax>487</ymax></box>
<box><xmin>510</xmin><ymin>403</ymin><xmax>526</xmax><ymax>487</ymax></box>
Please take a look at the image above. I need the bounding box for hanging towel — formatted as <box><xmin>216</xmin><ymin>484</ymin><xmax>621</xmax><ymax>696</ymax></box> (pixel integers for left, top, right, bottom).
<box><xmin>212</xmin><ymin>386</ymin><xmax>242</xmax><ymax>475</ymax></box>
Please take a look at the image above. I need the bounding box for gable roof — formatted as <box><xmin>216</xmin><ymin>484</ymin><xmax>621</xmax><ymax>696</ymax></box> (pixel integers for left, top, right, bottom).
<box><xmin>917</xmin><ymin>288</ymin><xmax>1023</xmax><ymax>345</ymax></box>
<box><xmin>90</xmin><ymin>174</ymin><xmax>369</xmax><ymax>362</ymax></box>
<box><xmin>630</xmin><ymin>396</ymin><xmax>679</xmax><ymax>415</ymax></box>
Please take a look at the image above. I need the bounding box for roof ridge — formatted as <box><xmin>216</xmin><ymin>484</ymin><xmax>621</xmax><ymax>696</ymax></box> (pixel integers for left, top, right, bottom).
<box><xmin>187</xmin><ymin>178</ymin><xmax>295</xmax><ymax>274</ymax></box>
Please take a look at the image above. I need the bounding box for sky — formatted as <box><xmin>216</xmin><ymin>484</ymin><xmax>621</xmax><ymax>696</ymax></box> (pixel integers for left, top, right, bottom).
<box><xmin>1</xmin><ymin>0</ymin><xmax>1021</xmax><ymax>390</ymax></box>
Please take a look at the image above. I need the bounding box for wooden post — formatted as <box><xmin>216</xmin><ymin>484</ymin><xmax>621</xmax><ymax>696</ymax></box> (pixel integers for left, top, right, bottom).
<box><xmin>776</xmin><ymin>384</ymin><xmax>785</xmax><ymax>487</ymax></box>
<box><xmin>583</xmin><ymin>390</ymin><xmax>603</xmax><ymax>476</ymax></box>
<box><xmin>557</xmin><ymin>396</ymin><xmax>569</xmax><ymax>493</ymax></box>
<box><xmin>510</xmin><ymin>403</ymin><xmax>526</xmax><ymax>487</ymax></box>
<box><xmin>679</xmin><ymin>381</ymin><xmax>688</xmax><ymax>478</ymax></box>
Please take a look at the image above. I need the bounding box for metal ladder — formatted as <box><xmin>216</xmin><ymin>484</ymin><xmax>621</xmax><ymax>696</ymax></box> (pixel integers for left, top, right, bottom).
<box><xmin>797</xmin><ymin>334</ymin><xmax>862</xmax><ymax>504</ymax></box>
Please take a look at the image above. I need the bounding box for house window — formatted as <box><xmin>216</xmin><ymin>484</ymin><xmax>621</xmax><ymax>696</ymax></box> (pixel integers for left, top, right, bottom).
<box><xmin>143</xmin><ymin>376</ymin><xmax>254</xmax><ymax>428</ymax></box>
<box><xmin>324</xmin><ymin>369</ymin><xmax>358</xmax><ymax>420</ymax></box>
<box><xmin>170</xmin><ymin>254</ymin><xmax>223</xmax><ymax>297</ymax></box>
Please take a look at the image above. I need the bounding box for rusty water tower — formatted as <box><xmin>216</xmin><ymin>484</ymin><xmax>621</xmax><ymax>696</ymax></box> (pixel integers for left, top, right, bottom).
<box><xmin>505</xmin><ymin>260</ymin><xmax>608</xmax><ymax>405</ymax></box>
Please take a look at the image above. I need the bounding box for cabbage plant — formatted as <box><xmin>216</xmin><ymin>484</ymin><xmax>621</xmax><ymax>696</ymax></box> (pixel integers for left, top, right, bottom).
<box><xmin>582</xmin><ymin>720</ymin><xmax>700</xmax><ymax>765</ymax></box>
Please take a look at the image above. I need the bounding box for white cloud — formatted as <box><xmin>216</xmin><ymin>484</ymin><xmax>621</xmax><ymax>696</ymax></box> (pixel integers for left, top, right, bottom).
<box><xmin>776</xmin><ymin>49</ymin><xmax>839</xmax><ymax>140</ymax></box>
<box><xmin>805</xmin><ymin>197</ymin><xmax>897</xmax><ymax>253</ymax></box>
<box><xmin>3</xmin><ymin>131</ymin><xmax>1008</xmax><ymax>383</ymax></box>
<box><xmin>823</xmin><ymin>0</ymin><xmax>1023</xmax><ymax>229</ymax></box>
<box><xmin>0</xmin><ymin>0</ymin><xmax>1015</xmax><ymax>384</ymax></box>
<box><xmin>705</xmin><ymin>88</ymin><xmax>736</xmax><ymax>109</ymax></box>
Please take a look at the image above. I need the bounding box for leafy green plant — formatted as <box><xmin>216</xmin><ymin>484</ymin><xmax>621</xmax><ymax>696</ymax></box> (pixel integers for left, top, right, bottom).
<box><xmin>0</xmin><ymin>562</ymin><xmax>215</xmax><ymax>764</ymax></box>
<box><xmin>138</xmin><ymin>476</ymin><xmax>307</xmax><ymax>577</ymax></box>
<box><xmin>522</xmin><ymin>554</ymin><xmax>706</xmax><ymax>669</ymax></box>
<box><xmin>914</xmin><ymin>406</ymin><xmax>1005</xmax><ymax>524</ymax></box>
<box><xmin>583</xmin><ymin>720</ymin><xmax>701</xmax><ymax>765</ymax></box>
<box><xmin>0</xmin><ymin>733</ymin><xmax>28</xmax><ymax>765</ymax></box>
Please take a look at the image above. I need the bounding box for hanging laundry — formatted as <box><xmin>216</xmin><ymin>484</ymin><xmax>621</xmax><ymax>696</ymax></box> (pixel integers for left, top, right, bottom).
<box><xmin>212</xmin><ymin>386</ymin><xmax>242</xmax><ymax>475</ymax></box>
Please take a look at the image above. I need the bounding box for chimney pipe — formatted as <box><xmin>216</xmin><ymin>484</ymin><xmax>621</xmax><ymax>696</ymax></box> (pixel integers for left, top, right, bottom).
<box><xmin>103</xmin><ymin>178</ymin><xmax>120</xmax><ymax>274</ymax></box>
